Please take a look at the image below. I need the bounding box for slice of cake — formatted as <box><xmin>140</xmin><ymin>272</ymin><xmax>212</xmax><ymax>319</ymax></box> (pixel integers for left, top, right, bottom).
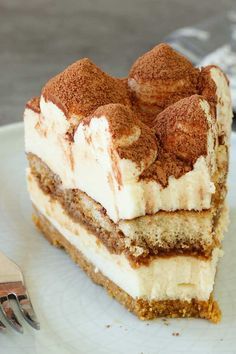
<box><xmin>24</xmin><ymin>44</ymin><xmax>232</xmax><ymax>323</ymax></box>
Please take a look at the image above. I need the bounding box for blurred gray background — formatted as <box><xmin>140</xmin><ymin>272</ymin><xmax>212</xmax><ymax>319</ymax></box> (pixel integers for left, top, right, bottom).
<box><xmin>0</xmin><ymin>0</ymin><xmax>235</xmax><ymax>126</ymax></box>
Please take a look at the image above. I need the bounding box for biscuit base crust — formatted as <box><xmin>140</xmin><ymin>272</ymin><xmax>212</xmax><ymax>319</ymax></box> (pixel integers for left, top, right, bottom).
<box><xmin>32</xmin><ymin>206</ymin><xmax>221</xmax><ymax>323</ymax></box>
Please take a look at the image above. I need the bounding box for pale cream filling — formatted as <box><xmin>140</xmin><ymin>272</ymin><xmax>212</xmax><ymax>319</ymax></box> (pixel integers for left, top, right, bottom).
<box><xmin>24</xmin><ymin>97</ymin><xmax>216</xmax><ymax>222</ymax></box>
<box><xmin>27</xmin><ymin>171</ymin><xmax>222</xmax><ymax>302</ymax></box>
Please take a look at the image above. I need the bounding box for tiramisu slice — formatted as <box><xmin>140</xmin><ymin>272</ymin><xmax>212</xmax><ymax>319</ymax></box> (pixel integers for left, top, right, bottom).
<box><xmin>24</xmin><ymin>44</ymin><xmax>232</xmax><ymax>323</ymax></box>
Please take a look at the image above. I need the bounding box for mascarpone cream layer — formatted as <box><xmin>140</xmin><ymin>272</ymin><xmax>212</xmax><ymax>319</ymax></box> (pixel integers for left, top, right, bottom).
<box><xmin>24</xmin><ymin>97</ymin><xmax>216</xmax><ymax>222</ymax></box>
<box><xmin>27</xmin><ymin>171</ymin><xmax>222</xmax><ymax>302</ymax></box>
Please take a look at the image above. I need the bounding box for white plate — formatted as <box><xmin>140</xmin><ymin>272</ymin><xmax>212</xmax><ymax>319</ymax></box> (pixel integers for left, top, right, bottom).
<box><xmin>0</xmin><ymin>122</ymin><xmax>236</xmax><ymax>354</ymax></box>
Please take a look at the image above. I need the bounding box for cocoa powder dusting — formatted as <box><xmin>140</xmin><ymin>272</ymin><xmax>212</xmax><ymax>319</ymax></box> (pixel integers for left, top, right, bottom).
<box><xmin>26</xmin><ymin>43</ymin><xmax>220</xmax><ymax>187</ymax></box>
<box><xmin>129</xmin><ymin>43</ymin><xmax>199</xmax><ymax>83</ymax></box>
<box><xmin>42</xmin><ymin>58</ymin><xmax>130</xmax><ymax>118</ymax></box>
<box><xmin>26</xmin><ymin>96</ymin><xmax>40</xmax><ymax>113</ymax></box>
<box><xmin>154</xmin><ymin>95</ymin><xmax>209</xmax><ymax>163</ymax></box>
<box><xmin>83</xmin><ymin>103</ymin><xmax>158</xmax><ymax>168</ymax></box>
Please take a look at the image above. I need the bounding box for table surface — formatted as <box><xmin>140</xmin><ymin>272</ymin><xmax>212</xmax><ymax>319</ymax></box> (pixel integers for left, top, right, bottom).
<box><xmin>0</xmin><ymin>0</ymin><xmax>235</xmax><ymax>127</ymax></box>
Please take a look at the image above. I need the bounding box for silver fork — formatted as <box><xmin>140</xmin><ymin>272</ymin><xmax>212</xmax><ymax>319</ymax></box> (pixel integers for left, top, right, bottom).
<box><xmin>0</xmin><ymin>250</ymin><xmax>40</xmax><ymax>333</ymax></box>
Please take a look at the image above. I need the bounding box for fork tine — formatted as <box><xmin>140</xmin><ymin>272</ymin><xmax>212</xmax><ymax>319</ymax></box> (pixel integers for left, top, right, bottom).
<box><xmin>15</xmin><ymin>293</ymin><xmax>40</xmax><ymax>330</ymax></box>
<box><xmin>0</xmin><ymin>296</ymin><xmax>23</xmax><ymax>333</ymax></box>
<box><xmin>0</xmin><ymin>320</ymin><xmax>6</xmax><ymax>330</ymax></box>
